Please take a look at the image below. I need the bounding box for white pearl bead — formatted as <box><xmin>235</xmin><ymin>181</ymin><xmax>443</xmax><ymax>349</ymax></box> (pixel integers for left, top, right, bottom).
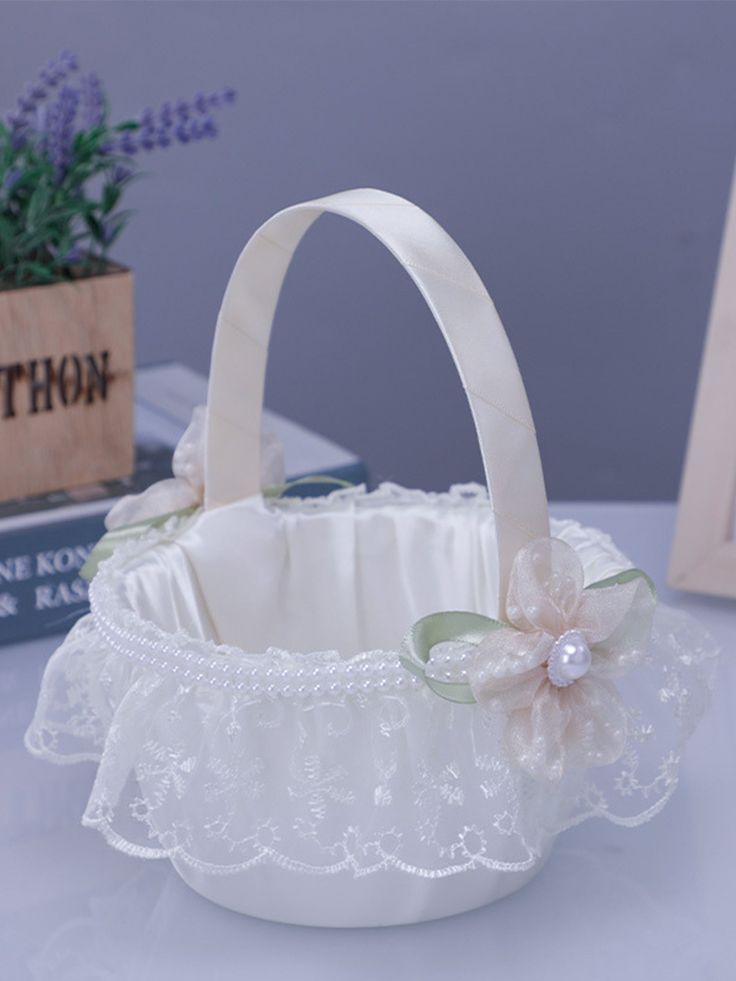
<box><xmin>428</xmin><ymin>640</ymin><xmax>475</xmax><ymax>676</ymax></box>
<box><xmin>547</xmin><ymin>630</ymin><xmax>592</xmax><ymax>688</ymax></box>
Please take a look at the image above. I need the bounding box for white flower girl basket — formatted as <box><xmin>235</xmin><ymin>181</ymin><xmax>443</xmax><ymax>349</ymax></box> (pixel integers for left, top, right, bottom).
<box><xmin>26</xmin><ymin>189</ymin><xmax>716</xmax><ymax>927</ymax></box>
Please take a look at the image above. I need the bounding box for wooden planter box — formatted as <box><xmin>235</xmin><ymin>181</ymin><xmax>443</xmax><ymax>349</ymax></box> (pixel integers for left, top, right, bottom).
<box><xmin>0</xmin><ymin>265</ymin><xmax>134</xmax><ymax>502</ymax></box>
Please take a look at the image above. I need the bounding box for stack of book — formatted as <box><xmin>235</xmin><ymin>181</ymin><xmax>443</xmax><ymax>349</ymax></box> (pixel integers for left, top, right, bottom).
<box><xmin>0</xmin><ymin>363</ymin><xmax>367</xmax><ymax>646</ymax></box>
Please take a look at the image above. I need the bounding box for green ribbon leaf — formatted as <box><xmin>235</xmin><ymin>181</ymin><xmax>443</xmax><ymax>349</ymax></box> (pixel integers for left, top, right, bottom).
<box><xmin>263</xmin><ymin>474</ymin><xmax>355</xmax><ymax>499</ymax></box>
<box><xmin>585</xmin><ymin>567</ymin><xmax>656</xmax><ymax>598</ymax></box>
<box><xmin>401</xmin><ymin>611</ymin><xmax>503</xmax><ymax>704</ymax></box>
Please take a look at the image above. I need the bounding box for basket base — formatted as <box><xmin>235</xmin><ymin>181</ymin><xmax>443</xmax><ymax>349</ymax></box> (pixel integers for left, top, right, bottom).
<box><xmin>171</xmin><ymin>844</ymin><xmax>554</xmax><ymax>927</ymax></box>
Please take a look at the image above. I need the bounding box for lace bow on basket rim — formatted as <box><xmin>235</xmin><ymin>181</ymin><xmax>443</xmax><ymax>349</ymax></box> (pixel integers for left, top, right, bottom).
<box><xmin>401</xmin><ymin>536</ymin><xmax>656</xmax><ymax>783</ymax></box>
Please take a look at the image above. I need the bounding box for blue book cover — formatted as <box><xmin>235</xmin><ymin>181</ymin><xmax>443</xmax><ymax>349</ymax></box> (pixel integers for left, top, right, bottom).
<box><xmin>0</xmin><ymin>364</ymin><xmax>367</xmax><ymax>647</ymax></box>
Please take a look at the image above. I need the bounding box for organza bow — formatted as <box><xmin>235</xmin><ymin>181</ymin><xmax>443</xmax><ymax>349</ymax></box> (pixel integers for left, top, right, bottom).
<box><xmin>81</xmin><ymin>407</ymin><xmax>285</xmax><ymax>581</ymax></box>
<box><xmin>105</xmin><ymin>406</ymin><xmax>285</xmax><ymax>531</ymax></box>
<box><xmin>402</xmin><ymin>537</ymin><xmax>655</xmax><ymax>781</ymax></box>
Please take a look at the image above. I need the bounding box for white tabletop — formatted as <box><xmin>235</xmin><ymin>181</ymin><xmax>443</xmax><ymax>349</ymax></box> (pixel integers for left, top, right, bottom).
<box><xmin>1</xmin><ymin>502</ymin><xmax>733</xmax><ymax>981</ymax></box>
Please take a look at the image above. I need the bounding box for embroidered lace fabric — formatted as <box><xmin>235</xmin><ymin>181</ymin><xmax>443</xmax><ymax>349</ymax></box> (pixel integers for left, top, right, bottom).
<box><xmin>25</xmin><ymin>484</ymin><xmax>718</xmax><ymax>879</ymax></box>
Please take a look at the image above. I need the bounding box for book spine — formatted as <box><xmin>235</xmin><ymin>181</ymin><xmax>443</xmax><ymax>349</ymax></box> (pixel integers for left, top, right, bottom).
<box><xmin>0</xmin><ymin>515</ymin><xmax>102</xmax><ymax>646</ymax></box>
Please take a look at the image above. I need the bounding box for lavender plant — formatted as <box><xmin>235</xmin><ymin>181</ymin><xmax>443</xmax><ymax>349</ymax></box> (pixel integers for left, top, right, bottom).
<box><xmin>0</xmin><ymin>51</ymin><xmax>235</xmax><ymax>290</ymax></box>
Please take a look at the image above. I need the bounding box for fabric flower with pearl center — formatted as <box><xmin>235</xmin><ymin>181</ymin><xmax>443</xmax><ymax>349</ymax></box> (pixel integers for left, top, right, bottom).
<box><xmin>401</xmin><ymin>538</ymin><xmax>655</xmax><ymax>782</ymax></box>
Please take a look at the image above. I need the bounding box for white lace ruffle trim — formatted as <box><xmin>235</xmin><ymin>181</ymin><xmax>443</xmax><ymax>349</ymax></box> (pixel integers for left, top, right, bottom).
<box><xmin>24</xmin><ymin>486</ymin><xmax>718</xmax><ymax>879</ymax></box>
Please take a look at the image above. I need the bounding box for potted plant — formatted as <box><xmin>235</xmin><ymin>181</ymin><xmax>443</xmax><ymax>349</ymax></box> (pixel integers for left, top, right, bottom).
<box><xmin>0</xmin><ymin>50</ymin><xmax>235</xmax><ymax>501</ymax></box>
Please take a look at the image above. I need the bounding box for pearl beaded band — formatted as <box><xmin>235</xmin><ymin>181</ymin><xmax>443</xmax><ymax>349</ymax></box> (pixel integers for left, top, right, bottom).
<box><xmin>424</xmin><ymin>641</ymin><xmax>474</xmax><ymax>684</ymax></box>
<box><xmin>90</xmin><ymin>573</ymin><xmax>421</xmax><ymax>699</ymax></box>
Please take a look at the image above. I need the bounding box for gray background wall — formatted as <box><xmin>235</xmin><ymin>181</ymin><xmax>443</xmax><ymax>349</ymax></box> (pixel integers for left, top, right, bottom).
<box><xmin>3</xmin><ymin>1</ymin><xmax>736</xmax><ymax>499</ymax></box>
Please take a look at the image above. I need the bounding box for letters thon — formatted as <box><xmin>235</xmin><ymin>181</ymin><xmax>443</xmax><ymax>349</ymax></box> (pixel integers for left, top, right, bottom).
<box><xmin>0</xmin><ymin>351</ymin><xmax>111</xmax><ymax>419</ymax></box>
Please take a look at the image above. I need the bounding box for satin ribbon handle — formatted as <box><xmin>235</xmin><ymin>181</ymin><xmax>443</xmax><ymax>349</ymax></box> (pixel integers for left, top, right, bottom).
<box><xmin>204</xmin><ymin>188</ymin><xmax>550</xmax><ymax>610</ymax></box>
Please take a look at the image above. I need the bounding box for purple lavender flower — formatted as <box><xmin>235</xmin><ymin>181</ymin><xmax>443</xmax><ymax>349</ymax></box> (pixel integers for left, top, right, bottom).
<box><xmin>140</xmin><ymin>126</ymin><xmax>156</xmax><ymax>151</ymax></box>
<box><xmin>201</xmin><ymin>116</ymin><xmax>217</xmax><ymax>139</ymax></box>
<box><xmin>58</xmin><ymin>50</ymin><xmax>78</xmax><ymax>73</ymax></box>
<box><xmin>34</xmin><ymin>104</ymin><xmax>48</xmax><ymax>134</ymax></box>
<box><xmin>132</xmin><ymin>88</ymin><xmax>234</xmax><ymax>141</ymax></box>
<box><xmin>4</xmin><ymin>54</ymin><xmax>234</xmax><ymax>179</ymax></box>
<box><xmin>2</xmin><ymin>49</ymin><xmax>81</xmax><ymax>156</ymax></box>
<box><xmin>45</xmin><ymin>51</ymin><xmax>78</xmax><ymax>90</ymax></box>
<box><xmin>10</xmin><ymin>50</ymin><xmax>79</xmax><ymax>125</ymax></box>
<box><xmin>159</xmin><ymin>101</ymin><xmax>174</xmax><ymax>127</ymax></box>
<box><xmin>57</xmin><ymin>85</ymin><xmax>80</xmax><ymax>138</ymax></box>
<box><xmin>2</xmin><ymin>52</ymin><xmax>236</xmax><ymax>289</ymax></box>
<box><xmin>81</xmin><ymin>73</ymin><xmax>104</xmax><ymax>128</ymax></box>
<box><xmin>204</xmin><ymin>87</ymin><xmax>234</xmax><ymax>112</ymax></box>
<box><xmin>5</xmin><ymin>110</ymin><xmax>29</xmax><ymax>149</ymax></box>
<box><xmin>44</xmin><ymin>84</ymin><xmax>80</xmax><ymax>178</ymax></box>
<box><xmin>118</xmin><ymin>132</ymin><xmax>138</xmax><ymax>155</ymax></box>
<box><xmin>17</xmin><ymin>91</ymin><xmax>36</xmax><ymax>115</ymax></box>
<box><xmin>172</xmin><ymin>116</ymin><xmax>219</xmax><ymax>145</ymax></box>
<box><xmin>118</xmin><ymin>95</ymin><xmax>226</xmax><ymax>155</ymax></box>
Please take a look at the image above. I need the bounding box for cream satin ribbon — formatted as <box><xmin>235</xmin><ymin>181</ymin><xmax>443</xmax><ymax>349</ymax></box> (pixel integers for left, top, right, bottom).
<box><xmin>204</xmin><ymin>188</ymin><xmax>550</xmax><ymax>614</ymax></box>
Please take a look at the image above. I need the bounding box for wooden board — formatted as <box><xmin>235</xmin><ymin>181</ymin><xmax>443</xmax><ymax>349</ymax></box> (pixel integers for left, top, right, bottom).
<box><xmin>668</xmin><ymin>164</ymin><xmax>736</xmax><ymax>599</ymax></box>
<box><xmin>0</xmin><ymin>266</ymin><xmax>134</xmax><ymax>501</ymax></box>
